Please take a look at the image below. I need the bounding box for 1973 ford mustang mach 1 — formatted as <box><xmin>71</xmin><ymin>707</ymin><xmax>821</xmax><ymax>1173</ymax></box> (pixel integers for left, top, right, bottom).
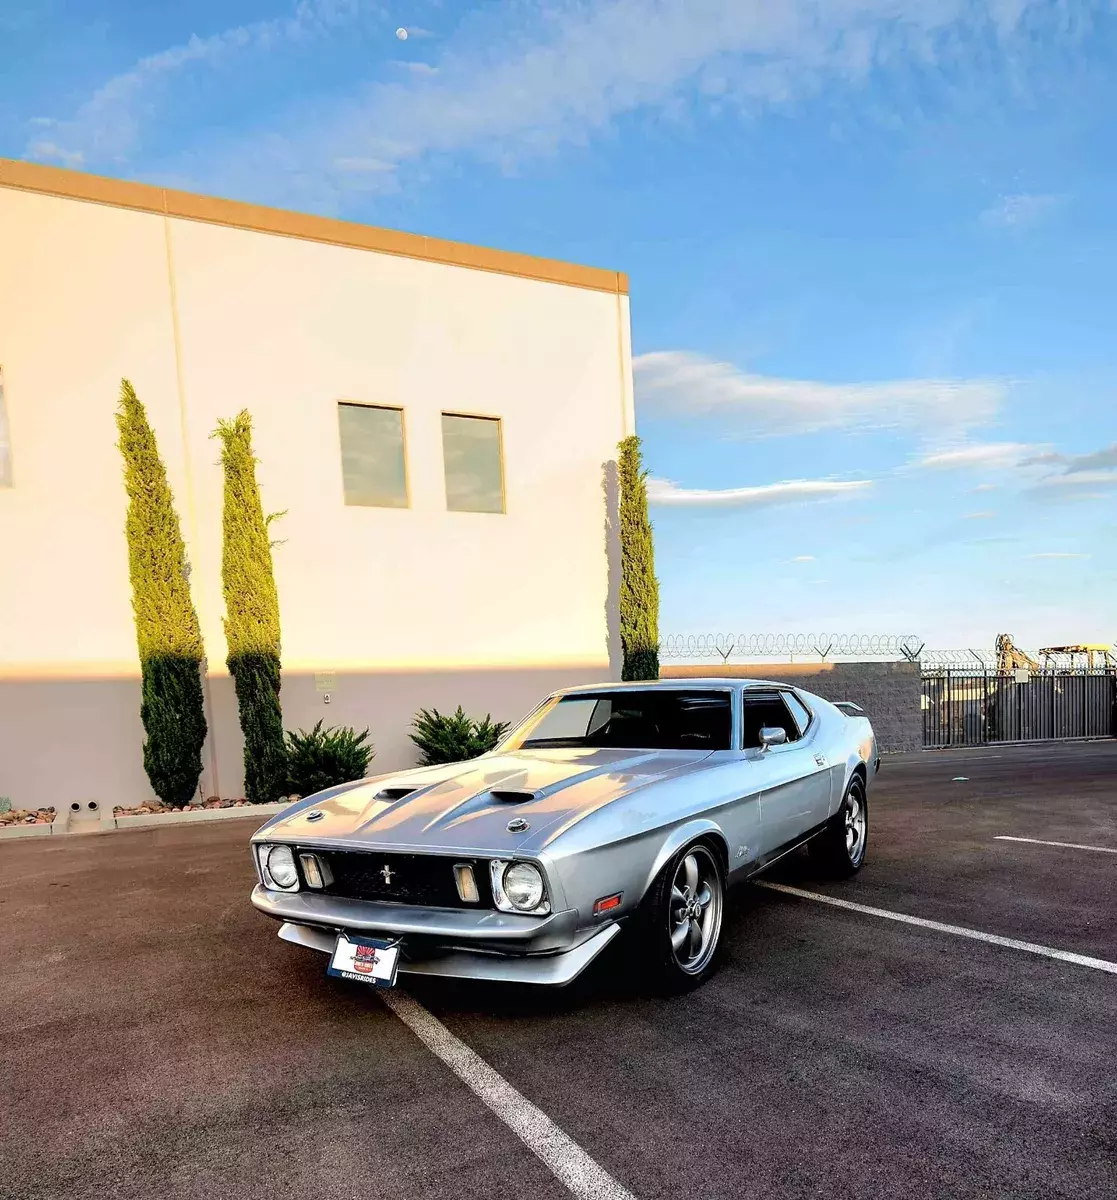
<box><xmin>250</xmin><ymin>679</ymin><xmax>877</xmax><ymax>993</ymax></box>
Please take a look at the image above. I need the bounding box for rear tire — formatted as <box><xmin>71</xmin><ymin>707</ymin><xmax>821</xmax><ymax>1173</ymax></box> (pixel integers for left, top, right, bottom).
<box><xmin>635</xmin><ymin>841</ymin><xmax>725</xmax><ymax>994</ymax></box>
<box><xmin>810</xmin><ymin>775</ymin><xmax>868</xmax><ymax>878</ymax></box>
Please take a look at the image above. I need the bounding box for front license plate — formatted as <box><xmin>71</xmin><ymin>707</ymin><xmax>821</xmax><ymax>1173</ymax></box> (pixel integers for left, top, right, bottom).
<box><xmin>327</xmin><ymin>933</ymin><xmax>400</xmax><ymax>988</ymax></box>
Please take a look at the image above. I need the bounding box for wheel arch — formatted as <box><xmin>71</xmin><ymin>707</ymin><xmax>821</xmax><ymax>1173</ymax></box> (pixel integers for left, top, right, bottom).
<box><xmin>639</xmin><ymin>820</ymin><xmax>730</xmax><ymax>904</ymax></box>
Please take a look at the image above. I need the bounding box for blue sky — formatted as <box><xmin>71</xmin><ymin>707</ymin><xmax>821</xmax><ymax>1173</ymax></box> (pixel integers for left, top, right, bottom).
<box><xmin>3</xmin><ymin>0</ymin><xmax>1116</xmax><ymax>652</ymax></box>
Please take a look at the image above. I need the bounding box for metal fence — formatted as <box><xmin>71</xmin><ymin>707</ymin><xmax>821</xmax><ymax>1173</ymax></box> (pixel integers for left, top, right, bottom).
<box><xmin>921</xmin><ymin>670</ymin><xmax>1117</xmax><ymax>748</ymax></box>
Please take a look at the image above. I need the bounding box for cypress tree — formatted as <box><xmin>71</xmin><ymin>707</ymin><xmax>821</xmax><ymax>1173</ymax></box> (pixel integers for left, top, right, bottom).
<box><xmin>213</xmin><ymin>411</ymin><xmax>287</xmax><ymax>803</ymax></box>
<box><xmin>116</xmin><ymin>379</ymin><xmax>208</xmax><ymax>807</ymax></box>
<box><xmin>618</xmin><ymin>434</ymin><xmax>660</xmax><ymax>680</ymax></box>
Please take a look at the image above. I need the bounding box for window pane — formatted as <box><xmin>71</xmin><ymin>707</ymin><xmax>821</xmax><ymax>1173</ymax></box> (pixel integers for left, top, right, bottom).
<box><xmin>783</xmin><ymin>692</ymin><xmax>812</xmax><ymax>735</ymax></box>
<box><xmin>442</xmin><ymin>414</ymin><xmax>504</xmax><ymax>513</ymax></box>
<box><xmin>338</xmin><ymin>403</ymin><xmax>407</xmax><ymax>508</ymax></box>
<box><xmin>0</xmin><ymin>366</ymin><xmax>11</xmax><ymax>487</ymax></box>
<box><xmin>741</xmin><ymin>694</ymin><xmax>801</xmax><ymax>747</ymax></box>
<box><xmin>517</xmin><ymin>690</ymin><xmax>732</xmax><ymax>751</ymax></box>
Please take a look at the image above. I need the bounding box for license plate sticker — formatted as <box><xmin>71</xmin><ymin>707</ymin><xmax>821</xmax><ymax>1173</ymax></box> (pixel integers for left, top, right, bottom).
<box><xmin>327</xmin><ymin>933</ymin><xmax>400</xmax><ymax>988</ymax></box>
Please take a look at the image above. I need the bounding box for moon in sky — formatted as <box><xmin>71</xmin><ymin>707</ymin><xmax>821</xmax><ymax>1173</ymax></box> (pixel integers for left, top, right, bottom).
<box><xmin>395</xmin><ymin>27</ymin><xmax>408</xmax><ymax>40</ymax></box>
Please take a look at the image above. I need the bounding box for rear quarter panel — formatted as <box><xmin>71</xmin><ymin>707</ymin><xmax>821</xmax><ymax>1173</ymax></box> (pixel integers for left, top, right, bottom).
<box><xmin>796</xmin><ymin>688</ymin><xmax>877</xmax><ymax>813</ymax></box>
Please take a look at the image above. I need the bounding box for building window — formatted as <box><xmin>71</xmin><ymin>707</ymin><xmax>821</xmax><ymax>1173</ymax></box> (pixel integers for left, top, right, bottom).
<box><xmin>337</xmin><ymin>402</ymin><xmax>408</xmax><ymax>508</ymax></box>
<box><xmin>441</xmin><ymin>413</ymin><xmax>504</xmax><ymax>514</ymax></box>
<box><xmin>0</xmin><ymin>366</ymin><xmax>11</xmax><ymax>487</ymax></box>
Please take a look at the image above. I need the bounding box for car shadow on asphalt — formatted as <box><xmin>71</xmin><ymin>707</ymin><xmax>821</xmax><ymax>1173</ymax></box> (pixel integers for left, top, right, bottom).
<box><xmin>398</xmin><ymin>855</ymin><xmax>819</xmax><ymax>1020</ymax></box>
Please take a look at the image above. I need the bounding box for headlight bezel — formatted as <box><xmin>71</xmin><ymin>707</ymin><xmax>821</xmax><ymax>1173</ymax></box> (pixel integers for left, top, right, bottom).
<box><xmin>257</xmin><ymin>843</ymin><xmax>300</xmax><ymax>892</ymax></box>
<box><xmin>490</xmin><ymin>859</ymin><xmax>550</xmax><ymax>916</ymax></box>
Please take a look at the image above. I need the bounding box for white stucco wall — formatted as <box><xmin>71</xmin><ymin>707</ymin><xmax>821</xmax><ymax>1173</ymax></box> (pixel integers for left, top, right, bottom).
<box><xmin>0</xmin><ymin>179</ymin><xmax>631</xmax><ymax>807</ymax></box>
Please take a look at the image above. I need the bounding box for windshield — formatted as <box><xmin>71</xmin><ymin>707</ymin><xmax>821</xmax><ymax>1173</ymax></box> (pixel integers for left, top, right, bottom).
<box><xmin>507</xmin><ymin>689</ymin><xmax>732</xmax><ymax>751</ymax></box>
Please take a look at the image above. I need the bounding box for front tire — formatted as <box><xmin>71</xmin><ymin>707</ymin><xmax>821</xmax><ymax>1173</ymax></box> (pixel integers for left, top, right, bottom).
<box><xmin>811</xmin><ymin>775</ymin><xmax>869</xmax><ymax>878</ymax></box>
<box><xmin>637</xmin><ymin>841</ymin><xmax>725</xmax><ymax>994</ymax></box>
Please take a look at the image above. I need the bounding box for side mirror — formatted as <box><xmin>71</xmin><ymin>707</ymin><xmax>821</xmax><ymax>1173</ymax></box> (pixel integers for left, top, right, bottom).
<box><xmin>759</xmin><ymin>726</ymin><xmax>787</xmax><ymax>749</ymax></box>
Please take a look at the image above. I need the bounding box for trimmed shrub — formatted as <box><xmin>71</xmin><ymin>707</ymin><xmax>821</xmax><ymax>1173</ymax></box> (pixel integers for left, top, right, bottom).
<box><xmin>213</xmin><ymin>411</ymin><xmax>287</xmax><ymax>803</ymax></box>
<box><xmin>618</xmin><ymin>434</ymin><xmax>660</xmax><ymax>680</ymax></box>
<box><xmin>117</xmin><ymin>379</ymin><xmax>208</xmax><ymax>808</ymax></box>
<box><xmin>411</xmin><ymin>707</ymin><xmax>510</xmax><ymax>766</ymax></box>
<box><xmin>286</xmin><ymin>722</ymin><xmax>373</xmax><ymax>796</ymax></box>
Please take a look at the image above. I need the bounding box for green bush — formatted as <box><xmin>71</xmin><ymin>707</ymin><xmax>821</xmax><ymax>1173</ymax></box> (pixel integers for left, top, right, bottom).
<box><xmin>117</xmin><ymin>379</ymin><xmax>208</xmax><ymax>808</ymax></box>
<box><xmin>410</xmin><ymin>707</ymin><xmax>510</xmax><ymax>766</ymax></box>
<box><xmin>0</xmin><ymin>797</ymin><xmax>11</xmax><ymax>815</ymax></box>
<box><xmin>618</xmin><ymin>434</ymin><xmax>660</xmax><ymax>681</ymax></box>
<box><xmin>214</xmin><ymin>411</ymin><xmax>287</xmax><ymax>804</ymax></box>
<box><xmin>286</xmin><ymin>721</ymin><xmax>373</xmax><ymax>797</ymax></box>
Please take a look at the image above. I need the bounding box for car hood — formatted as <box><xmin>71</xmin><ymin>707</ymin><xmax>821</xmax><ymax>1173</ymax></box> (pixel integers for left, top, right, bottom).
<box><xmin>258</xmin><ymin>747</ymin><xmax>714</xmax><ymax>855</ymax></box>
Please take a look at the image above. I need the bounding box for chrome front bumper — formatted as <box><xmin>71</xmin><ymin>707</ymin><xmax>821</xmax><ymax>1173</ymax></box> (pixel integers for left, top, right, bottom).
<box><xmin>251</xmin><ymin>885</ymin><xmax>621</xmax><ymax>986</ymax></box>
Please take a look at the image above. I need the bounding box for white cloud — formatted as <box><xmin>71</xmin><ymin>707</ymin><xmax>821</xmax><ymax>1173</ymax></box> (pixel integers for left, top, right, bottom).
<box><xmin>914</xmin><ymin>441</ymin><xmax>1041</xmax><ymax>470</ymax></box>
<box><xmin>980</xmin><ymin>192</ymin><xmax>1064</xmax><ymax>230</ymax></box>
<box><xmin>333</xmin><ymin>156</ymin><xmax>396</xmax><ymax>172</ymax></box>
<box><xmin>1026</xmin><ymin>468</ymin><xmax>1117</xmax><ymax>502</ymax></box>
<box><xmin>962</xmin><ymin>510</ymin><xmax>996</xmax><ymax>519</ymax></box>
<box><xmin>647</xmin><ymin>477</ymin><xmax>872</xmax><ymax>509</ymax></box>
<box><xmin>635</xmin><ymin>351</ymin><xmax>1004</xmax><ymax>438</ymax></box>
<box><xmin>29</xmin><ymin>0</ymin><xmax>1085</xmax><ymax>197</ymax></box>
<box><xmin>1026</xmin><ymin>552</ymin><xmax>1090</xmax><ymax>559</ymax></box>
<box><xmin>26</xmin><ymin>140</ymin><xmax>84</xmax><ymax>168</ymax></box>
<box><xmin>27</xmin><ymin>0</ymin><xmax>377</xmax><ymax>166</ymax></box>
<box><xmin>790</xmin><ymin>555</ymin><xmax>815</xmax><ymax>562</ymax></box>
<box><xmin>1025</xmin><ymin>442</ymin><xmax>1117</xmax><ymax>473</ymax></box>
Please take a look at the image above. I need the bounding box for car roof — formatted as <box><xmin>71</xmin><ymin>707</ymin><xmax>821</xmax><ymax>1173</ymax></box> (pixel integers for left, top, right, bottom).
<box><xmin>552</xmin><ymin>678</ymin><xmax>796</xmax><ymax>695</ymax></box>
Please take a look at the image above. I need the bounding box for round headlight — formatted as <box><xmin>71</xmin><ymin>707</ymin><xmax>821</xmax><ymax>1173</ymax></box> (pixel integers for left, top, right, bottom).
<box><xmin>502</xmin><ymin>862</ymin><xmax>545</xmax><ymax>911</ymax></box>
<box><xmin>266</xmin><ymin>845</ymin><xmax>298</xmax><ymax>890</ymax></box>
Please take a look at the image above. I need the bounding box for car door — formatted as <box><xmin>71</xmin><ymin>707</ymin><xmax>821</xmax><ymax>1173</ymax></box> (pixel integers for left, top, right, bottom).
<box><xmin>741</xmin><ymin>690</ymin><xmax>832</xmax><ymax>856</ymax></box>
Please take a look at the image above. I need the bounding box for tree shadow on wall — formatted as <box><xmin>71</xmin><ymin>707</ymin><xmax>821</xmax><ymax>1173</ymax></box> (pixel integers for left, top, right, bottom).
<box><xmin>602</xmin><ymin>459</ymin><xmax>622</xmax><ymax>679</ymax></box>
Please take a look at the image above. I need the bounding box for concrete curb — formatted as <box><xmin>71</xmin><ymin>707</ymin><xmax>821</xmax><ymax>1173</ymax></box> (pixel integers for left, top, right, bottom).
<box><xmin>0</xmin><ymin>820</ymin><xmax>57</xmax><ymax>840</ymax></box>
<box><xmin>102</xmin><ymin>800</ymin><xmax>295</xmax><ymax>832</ymax></box>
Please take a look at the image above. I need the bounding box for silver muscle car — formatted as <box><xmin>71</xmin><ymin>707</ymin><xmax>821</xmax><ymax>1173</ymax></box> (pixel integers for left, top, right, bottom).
<box><xmin>250</xmin><ymin>680</ymin><xmax>877</xmax><ymax>993</ymax></box>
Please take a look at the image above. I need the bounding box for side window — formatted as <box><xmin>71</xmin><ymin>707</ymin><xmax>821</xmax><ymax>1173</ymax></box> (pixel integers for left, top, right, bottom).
<box><xmin>741</xmin><ymin>693</ymin><xmax>802</xmax><ymax>749</ymax></box>
<box><xmin>782</xmin><ymin>692</ymin><xmax>812</xmax><ymax>736</ymax></box>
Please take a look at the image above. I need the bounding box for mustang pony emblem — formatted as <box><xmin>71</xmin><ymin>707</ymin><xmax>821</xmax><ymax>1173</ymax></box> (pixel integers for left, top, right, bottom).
<box><xmin>380</xmin><ymin>864</ymin><xmax>394</xmax><ymax>886</ymax></box>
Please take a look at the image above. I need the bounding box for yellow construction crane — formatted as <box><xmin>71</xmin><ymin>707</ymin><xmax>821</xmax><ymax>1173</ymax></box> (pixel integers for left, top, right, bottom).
<box><xmin>1039</xmin><ymin>644</ymin><xmax>1117</xmax><ymax>670</ymax></box>
<box><xmin>995</xmin><ymin>634</ymin><xmax>1040</xmax><ymax>674</ymax></box>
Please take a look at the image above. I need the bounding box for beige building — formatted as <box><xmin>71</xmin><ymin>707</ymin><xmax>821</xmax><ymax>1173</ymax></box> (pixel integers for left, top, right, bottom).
<box><xmin>0</xmin><ymin>158</ymin><xmax>634</xmax><ymax>810</ymax></box>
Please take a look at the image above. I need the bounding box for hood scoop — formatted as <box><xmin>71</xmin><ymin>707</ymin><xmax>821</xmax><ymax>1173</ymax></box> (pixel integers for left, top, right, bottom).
<box><xmin>489</xmin><ymin>789</ymin><xmax>539</xmax><ymax>804</ymax></box>
<box><xmin>375</xmin><ymin>786</ymin><xmax>418</xmax><ymax>801</ymax></box>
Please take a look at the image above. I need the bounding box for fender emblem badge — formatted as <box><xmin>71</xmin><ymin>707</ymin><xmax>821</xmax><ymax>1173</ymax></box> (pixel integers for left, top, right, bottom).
<box><xmin>507</xmin><ymin>817</ymin><xmax>530</xmax><ymax>833</ymax></box>
<box><xmin>306</xmin><ymin>810</ymin><xmax>324</xmax><ymax>822</ymax></box>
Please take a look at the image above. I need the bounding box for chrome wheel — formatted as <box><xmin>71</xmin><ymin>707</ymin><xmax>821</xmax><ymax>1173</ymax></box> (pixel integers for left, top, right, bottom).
<box><xmin>667</xmin><ymin>845</ymin><xmax>723</xmax><ymax>975</ymax></box>
<box><xmin>845</xmin><ymin>786</ymin><xmax>867</xmax><ymax>865</ymax></box>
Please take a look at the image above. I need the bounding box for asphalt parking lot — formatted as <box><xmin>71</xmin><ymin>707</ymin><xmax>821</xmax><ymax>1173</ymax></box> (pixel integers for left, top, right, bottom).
<box><xmin>2</xmin><ymin>740</ymin><xmax>1115</xmax><ymax>1200</ymax></box>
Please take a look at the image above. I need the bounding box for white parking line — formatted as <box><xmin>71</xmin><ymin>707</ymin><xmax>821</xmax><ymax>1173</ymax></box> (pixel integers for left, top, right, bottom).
<box><xmin>756</xmin><ymin>882</ymin><xmax>1117</xmax><ymax>975</ymax></box>
<box><xmin>995</xmin><ymin>835</ymin><xmax>1117</xmax><ymax>855</ymax></box>
<box><xmin>382</xmin><ymin>989</ymin><xmax>638</xmax><ymax>1200</ymax></box>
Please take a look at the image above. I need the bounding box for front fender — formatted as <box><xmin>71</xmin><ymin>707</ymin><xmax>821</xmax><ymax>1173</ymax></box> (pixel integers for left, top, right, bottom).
<box><xmin>640</xmin><ymin>819</ymin><xmax>730</xmax><ymax>903</ymax></box>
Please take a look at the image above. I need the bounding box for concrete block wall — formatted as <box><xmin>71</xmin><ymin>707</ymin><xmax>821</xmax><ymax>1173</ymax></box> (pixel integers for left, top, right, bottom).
<box><xmin>664</xmin><ymin>660</ymin><xmax>922</xmax><ymax>753</ymax></box>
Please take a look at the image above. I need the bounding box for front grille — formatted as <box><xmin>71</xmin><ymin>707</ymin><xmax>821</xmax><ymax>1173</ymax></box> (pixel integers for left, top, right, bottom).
<box><xmin>300</xmin><ymin>849</ymin><xmax>493</xmax><ymax>909</ymax></box>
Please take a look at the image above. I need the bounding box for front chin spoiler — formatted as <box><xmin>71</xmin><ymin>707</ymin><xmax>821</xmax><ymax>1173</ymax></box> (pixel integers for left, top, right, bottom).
<box><xmin>276</xmin><ymin>919</ymin><xmax>622</xmax><ymax>986</ymax></box>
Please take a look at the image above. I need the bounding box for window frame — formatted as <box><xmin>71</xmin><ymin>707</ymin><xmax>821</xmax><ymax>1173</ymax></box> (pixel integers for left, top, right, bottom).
<box><xmin>440</xmin><ymin>409</ymin><xmax>507</xmax><ymax>515</ymax></box>
<box><xmin>738</xmin><ymin>689</ymin><xmax>805</xmax><ymax>750</ymax></box>
<box><xmin>336</xmin><ymin>400</ymin><xmax>410</xmax><ymax>510</ymax></box>
<box><xmin>780</xmin><ymin>689</ymin><xmax>814</xmax><ymax>738</ymax></box>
